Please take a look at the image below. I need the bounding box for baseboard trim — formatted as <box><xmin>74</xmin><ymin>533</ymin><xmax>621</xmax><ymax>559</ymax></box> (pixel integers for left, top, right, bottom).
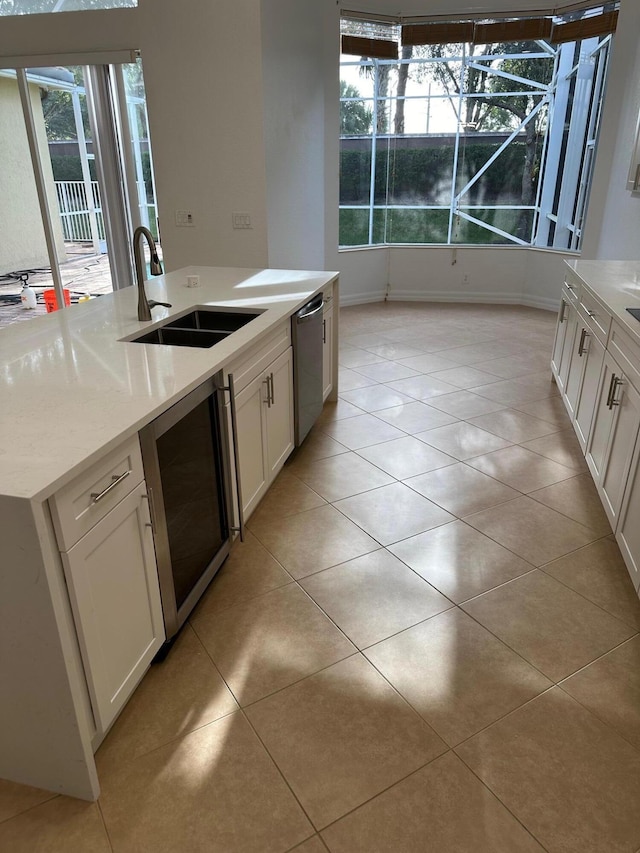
<box><xmin>339</xmin><ymin>289</ymin><xmax>387</xmax><ymax>307</ymax></box>
<box><xmin>340</xmin><ymin>289</ymin><xmax>558</xmax><ymax>312</ymax></box>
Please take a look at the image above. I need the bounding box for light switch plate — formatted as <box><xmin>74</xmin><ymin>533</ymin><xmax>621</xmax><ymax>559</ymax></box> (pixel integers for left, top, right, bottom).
<box><xmin>232</xmin><ymin>212</ymin><xmax>252</xmax><ymax>229</ymax></box>
<box><xmin>175</xmin><ymin>210</ymin><xmax>194</xmax><ymax>227</ymax></box>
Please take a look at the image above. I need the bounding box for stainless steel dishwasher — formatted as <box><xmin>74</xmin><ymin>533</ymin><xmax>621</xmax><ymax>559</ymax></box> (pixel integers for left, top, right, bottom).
<box><xmin>292</xmin><ymin>293</ymin><xmax>325</xmax><ymax>445</ymax></box>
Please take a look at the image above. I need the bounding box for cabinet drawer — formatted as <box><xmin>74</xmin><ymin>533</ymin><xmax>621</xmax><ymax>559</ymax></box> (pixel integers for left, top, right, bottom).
<box><xmin>563</xmin><ymin>272</ymin><xmax>580</xmax><ymax>305</ymax></box>
<box><xmin>609</xmin><ymin>321</ymin><xmax>640</xmax><ymax>395</ymax></box>
<box><xmin>224</xmin><ymin>321</ymin><xmax>291</xmax><ymax>394</ymax></box>
<box><xmin>323</xmin><ymin>281</ymin><xmax>336</xmax><ymax>308</ymax></box>
<box><xmin>50</xmin><ymin>436</ymin><xmax>144</xmax><ymax>550</ymax></box>
<box><xmin>578</xmin><ymin>287</ymin><xmax>611</xmax><ymax>345</ymax></box>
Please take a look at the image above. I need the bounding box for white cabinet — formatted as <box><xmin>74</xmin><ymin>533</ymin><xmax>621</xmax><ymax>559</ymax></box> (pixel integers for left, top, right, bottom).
<box><xmin>61</xmin><ymin>483</ymin><xmax>163</xmax><ymax>733</ymax></box>
<box><xmin>552</xmin><ymin>266</ymin><xmax>640</xmax><ymax>599</ymax></box>
<box><xmin>573</xmin><ymin>331</ymin><xmax>605</xmax><ymax>450</ymax></box>
<box><xmin>265</xmin><ymin>347</ymin><xmax>295</xmax><ymax>478</ymax></box>
<box><xmin>230</xmin><ymin>340</ymin><xmax>294</xmax><ymax>520</ymax></box>
<box><xmin>551</xmin><ymin>287</ymin><xmax>578</xmax><ymax>394</ymax></box>
<box><xmin>586</xmin><ymin>350</ymin><xmax>640</xmax><ymax>529</ymax></box>
<box><xmin>50</xmin><ymin>437</ymin><xmax>164</xmax><ymax>736</ymax></box>
<box><xmin>564</xmin><ymin>314</ymin><xmax>606</xmax><ymax>449</ymax></box>
<box><xmin>224</xmin><ymin>321</ymin><xmax>293</xmax><ymax>519</ymax></box>
<box><xmin>617</xmin><ymin>436</ymin><xmax>640</xmax><ymax>592</ymax></box>
<box><xmin>553</xmin><ymin>274</ymin><xmax>608</xmax><ymax>451</ymax></box>
<box><xmin>234</xmin><ymin>377</ymin><xmax>268</xmax><ymax>519</ymax></box>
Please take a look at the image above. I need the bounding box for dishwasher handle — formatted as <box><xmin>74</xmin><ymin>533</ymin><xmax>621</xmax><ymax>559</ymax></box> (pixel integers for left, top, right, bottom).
<box><xmin>295</xmin><ymin>295</ymin><xmax>324</xmax><ymax>324</ymax></box>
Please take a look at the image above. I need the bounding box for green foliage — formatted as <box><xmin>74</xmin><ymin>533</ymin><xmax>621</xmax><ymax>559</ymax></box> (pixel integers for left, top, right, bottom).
<box><xmin>339</xmin><ymin>139</ymin><xmax>537</xmax><ymax>246</ymax></box>
<box><xmin>341</xmin><ymin>139</ymin><xmax>531</xmax><ymax>205</ymax></box>
<box><xmin>51</xmin><ymin>152</ymin><xmax>154</xmax><ymax>201</ymax></box>
<box><xmin>414</xmin><ymin>41</ymin><xmax>553</xmax><ymax>132</ymax></box>
<box><xmin>340</xmin><ymin>80</ymin><xmax>372</xmax><ymax>134</ymax></box>
<box><xmin>49</xmin><ymin>155</ymin><xmax>96</xmax><ymax>182</ymax></box>
<box><xmin>339</xmin><ymin>209</ymin><xmax>370</xmax><ymax>246</ymax></box>
<box><xmin>40</xmin><ymin>67</ymin><xmax>90</xmax><ymax>141</ymax></box>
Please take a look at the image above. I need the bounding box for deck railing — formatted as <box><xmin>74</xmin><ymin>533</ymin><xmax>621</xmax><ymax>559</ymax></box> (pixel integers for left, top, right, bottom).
<box><xmin>54</xmin><ymin>181</ymin><xmax>156</xmax><ymax>245</ymax></box>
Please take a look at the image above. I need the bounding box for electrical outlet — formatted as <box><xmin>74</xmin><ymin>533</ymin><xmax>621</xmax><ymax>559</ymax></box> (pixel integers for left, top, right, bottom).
<box><xmin>232</xmin><ymin>212</ymin><xmax>253</xmax><ymax>230</ymax></box>
<box><xmin>175</xmin><ymin>210</ymin><xmax>194</xmax><ymax>227</ymax></box>
<box><xmin>462</xmin><ymin>273</ymin><xmax>470</xmax><ymax>286</ymax></box>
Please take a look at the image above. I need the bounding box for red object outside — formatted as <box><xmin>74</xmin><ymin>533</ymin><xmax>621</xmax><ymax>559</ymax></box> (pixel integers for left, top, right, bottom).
<box><xmin>44</xmin><ymin>289</ymin><xmax>71</xmax><ymax>312</ymax></box>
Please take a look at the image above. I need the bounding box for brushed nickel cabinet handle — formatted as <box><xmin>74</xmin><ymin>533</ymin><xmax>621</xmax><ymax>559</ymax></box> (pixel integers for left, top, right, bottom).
<box><xmin>578</xmin><ymin>328</ymin><xmax>589</xmax><ymax>356</ymax></box>
<box><xmin>90</xmin><ymin>469</ymin><xmax>131</xmax><ymax>503</ymax></box>
<box><xmin>609</xmin><ymin>376</ymin><xmax>623</xmax><ymax>409</ymax></box>
<box><xmin>263</xmin><ymin>376</ymin><xmax>271</xmax><ymax>408</ymax></box>
<box><xmin>142</xmin><ymin>489</ymin><xmax>155</xmax><ymax>530</ymax></box>
<box><xmin>559</xmin><ymin>300</ymin><xmax>567</xmax><ymax>323</ymax></box>
<box><xmin>606</xmin><ymin>372</ymin><xmax>617</xmax><ymax>409</ymax></box>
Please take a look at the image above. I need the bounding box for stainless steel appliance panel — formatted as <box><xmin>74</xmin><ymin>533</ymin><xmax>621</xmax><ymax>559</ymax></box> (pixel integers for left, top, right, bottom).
<box><xmin>292</xmin><ymin>293</ymin><xmax>324</xmax><ymax>445</ymax></box>
<box><xmin>140</xmin><ymin>375</ymin><xmax>230</xmax><ymax>641</ymax></box>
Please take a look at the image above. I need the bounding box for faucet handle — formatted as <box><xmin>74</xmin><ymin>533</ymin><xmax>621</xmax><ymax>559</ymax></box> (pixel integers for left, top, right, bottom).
<box><xmin>148</xmin><ymin>300</ymin><xmax>172</xmax><ymax>310</ymax></box>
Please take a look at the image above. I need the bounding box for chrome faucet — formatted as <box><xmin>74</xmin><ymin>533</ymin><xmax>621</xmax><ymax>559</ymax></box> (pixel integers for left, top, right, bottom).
<box><xmin>133</xmin><ymin>226</ymin><xmax>172</xmax><ymax>321</ymax></box>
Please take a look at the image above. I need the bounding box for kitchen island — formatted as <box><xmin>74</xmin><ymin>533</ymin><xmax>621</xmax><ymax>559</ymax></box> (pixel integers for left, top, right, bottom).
<box><xmin>0</xmin><ymin>266</ymin><xmax>339</xmax><ymax>801</ymax></box>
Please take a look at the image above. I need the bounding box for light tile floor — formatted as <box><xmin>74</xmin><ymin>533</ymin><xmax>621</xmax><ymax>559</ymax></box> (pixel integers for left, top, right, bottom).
<box><xmin>2</xmin><ymin>301</ymin><xmax>640</xmax><ymax>852</ymax></box>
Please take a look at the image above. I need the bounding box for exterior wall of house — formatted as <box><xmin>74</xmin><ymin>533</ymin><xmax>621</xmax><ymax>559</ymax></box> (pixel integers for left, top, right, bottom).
<box><xmin>0</xmin><ymin>76</ymin><xmax>66</xmax><ymax>276</ymax></box>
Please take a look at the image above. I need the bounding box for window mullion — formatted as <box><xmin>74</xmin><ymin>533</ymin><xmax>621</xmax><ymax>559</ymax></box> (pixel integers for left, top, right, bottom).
<box><xmin>448</xmin><ymin>46</ymin><xmax>467</xmax><ymax>244</ymax></box>
<box><xmin>535</xmin><ymin>45</ymin><xmax>570</xmax><ymax>247</ymax></box>
<box><xmin>369</xmin><ymin>61</ymin><xmax>379</xmax><ymax>245</ymax></box>
<box><xmin>16</xmin><ymin>68</ymin><xmax>67</xmax><ymax>311</ymax></box>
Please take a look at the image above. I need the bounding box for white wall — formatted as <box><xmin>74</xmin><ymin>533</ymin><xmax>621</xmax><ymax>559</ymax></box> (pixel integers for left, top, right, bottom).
<box><xmin>339</xmin><ymin>247</ymin><xmax>389</xmax><ymax>304</ymax></box>
<box><xmin>523</xmin><ymin>249</ymin><xmax>571</xmax><ymax>310</ymax></box>
<box><xmin>388</xmin><ymin>246</ymin><xmax>529</xmax><ymax>303</ymax></box>
<box><xmin>139</xmin><ymin>0</ymin><xmax>269</xmax><ymax>272</ymax></box>
<box><xmin>0</xmin><ymin>3</ymin><xmax>271</xmax><ymax>274</ymax></box>
<box><xmin>261</xmin><ymin>0</ymin><xmax>338</xmax><ymax>271</ymax></box>
<box><xmin>581</xmin><ymin>0</ymin><xmax>640</xmax><ymax>260</ymax></box>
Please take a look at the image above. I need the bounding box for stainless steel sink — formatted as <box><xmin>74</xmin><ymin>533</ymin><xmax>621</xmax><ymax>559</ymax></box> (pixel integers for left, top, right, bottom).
<box><xmin>165</xmin><ymin>309</ymin><xmax>260</xmax><ymax>334</ymax></box>
<box><xmin>125</xmin><ymin>307</ymin><xmax>262</xmax><ymax>348</ymax></box>
<box><xmin>133</xmin><ymin>327</ymin><xmax>229</xmax><ymax>348</ymax></box>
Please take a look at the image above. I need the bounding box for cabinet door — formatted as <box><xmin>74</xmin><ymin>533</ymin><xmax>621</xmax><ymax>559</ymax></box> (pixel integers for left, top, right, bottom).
<box><xmin>559</xmin><ymin>302</ymin><xmax>579</xmax><ymax>396</ymax></box>
<box><xmin>586</xmin><ymin>352</ymin><xmax>618</xmax><ymax>484</ymax></box>
<box><xmin>587</xmin><ymin>351</ymin><xmax>640</xmax><ymax>528</ymax></box>
<box><xmin>323</xmin><ymin>305</ymin><xmax>334</xmax><ymax>401</ymax></box>
<box><xmin>563</xmin><ymin>321</ymin><xmax>590</xmax><ymax>420</ymax></box>
<box><xmin>553</xmin><ymin>300</ymin><xmax>578</xmax><ymax>395</ymax></box>
<box><xmin>265</xmin><ymin>346</ymin><xmax>294</xmax><ymax>478</ymax></box>
<box><xmin>599</xmin><ymin>373</ymin><xmax>640</xmax><ymax>527</ymax></box>
<box><xmin>61</xmin><ymin>482</ymin><xmax>164</xmax><ymax>734</ymax></box>
<box><xmin>551</xmin><ymin>297</ymin><xmax>570</xmax><ymax>385</ymax></box>
<box><xmin>617</xmin><ymin>435</ymin><xmax>640</xmax><ymax>592</ymax></box>
<box><xmin>233</xmin><ymin>373</ymin><xmax>268</xmax><ymax>519</ymax></box>
<box><xmin>573</xmin><ymin>332</ymin><xmax>605</xmax><ymax>450</ymax></box>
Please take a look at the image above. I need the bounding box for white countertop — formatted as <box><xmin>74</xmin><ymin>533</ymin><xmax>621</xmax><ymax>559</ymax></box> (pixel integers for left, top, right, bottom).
<box><xmin>0</xmin><ymin>266</ymin><xmax>338</xmax><ymax>501</ymax></box>
<box><xmin>567</xmin><ymin>259</ymin><xmax>640</xmax><ymax>343</ymax></box>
